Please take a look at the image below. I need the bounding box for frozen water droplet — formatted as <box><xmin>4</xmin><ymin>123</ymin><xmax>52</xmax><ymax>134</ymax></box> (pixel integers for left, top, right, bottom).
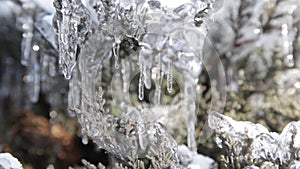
<box><xmin>82</xmin><ymin>134</ymin><xmax>88</xmax><ymax>145</ymax></box>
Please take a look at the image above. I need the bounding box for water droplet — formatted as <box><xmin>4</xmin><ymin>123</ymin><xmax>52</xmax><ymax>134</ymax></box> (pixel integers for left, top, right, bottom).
<box><xmin>82</xmin><ymin>134</ymin><xmax>88</xmax><ymax>145</ymax></box>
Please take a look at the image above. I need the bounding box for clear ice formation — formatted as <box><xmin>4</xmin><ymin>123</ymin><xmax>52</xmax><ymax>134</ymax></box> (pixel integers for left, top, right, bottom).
<box><xmin>208</xmin><ymin>112</ymin><xmax>300</xmax><ymax>169</ymax></box>
<box><xmin>62</xmin><ymin>0</ymin><xmax>222</xmax><ymax>166</ymax></box>
<box><xmin>15</xmin><ymin>0</ymin><xmax>223</xmax><ymax>167</ymax></box>
<box><xmin>11</xmin><ymin>0</ymin><xmax>300</xmax><ymax>167</ymax></box>
<box><xmin>53</xmin><ymin>0</ymin><xmax>91</xmax><ymax>79</ymax></box>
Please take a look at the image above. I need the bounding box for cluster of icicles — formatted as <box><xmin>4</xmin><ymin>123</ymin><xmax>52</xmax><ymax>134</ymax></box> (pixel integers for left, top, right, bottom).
<box><xmin>16</xmin><ymin>0</ymin><xmax>223</xmax><ymax>167</ymax></box>
<box><xmin>53</xmin><ymin>0</ymin><xmax>222</xmax><ymax>166</ymax></box>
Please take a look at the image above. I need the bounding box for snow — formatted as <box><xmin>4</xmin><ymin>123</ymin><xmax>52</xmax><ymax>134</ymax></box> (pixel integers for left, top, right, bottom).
<box><xmin>178</xmin><ymin>145</ymin><xmax>216</xmax><ymax>169</ymax></box>
<box><xmin>0</xmin><ymin>153</ymin><xmax>23</xmax><ymax>169</ymax></box>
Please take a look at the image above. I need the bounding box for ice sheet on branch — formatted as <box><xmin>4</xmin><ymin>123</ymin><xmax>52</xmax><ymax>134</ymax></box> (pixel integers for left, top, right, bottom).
<box><xmin>208</xmin><ymin>111</ymin><xmax>300</xmax><ymax>168</ymax></box>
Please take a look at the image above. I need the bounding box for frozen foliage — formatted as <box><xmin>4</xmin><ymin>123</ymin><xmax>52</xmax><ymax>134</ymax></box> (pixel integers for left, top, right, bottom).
<box><xmin>209</xmin><ymin>112</ymin><xmax>300</xmax><ymax>168</ymax></box>
<box><xmin>9</xmin><ymin>1</ymin><xmax>224</xmax><ymax>165</ymax></box>
<box><xmin>0</xmin><ymin>153</ymin><xmax>23</xmax><ymax>169</ymax></box>
<box><xmin>210</xmin><ymin>0</ymin><xmax>300</xmax><ymax>90</ymax></box>
<box><xmin>79</xmin><ymin>145</ymin><xmax>217</xmax><ymax>169</ymax></box>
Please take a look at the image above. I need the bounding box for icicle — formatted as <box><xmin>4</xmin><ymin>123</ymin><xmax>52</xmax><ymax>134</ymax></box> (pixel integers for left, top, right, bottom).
<box><xmin>167</xmin><ymin>62</ymin><xmax>173</xmax><ymax>93</ymax></box>
<box><xmin>113</xmin><ymin>43</ymin><xmax>120</xmax><ymax>69</ymax></box>
<box><xmin>32</xmin><ymin>49</ymin><xmax>40</xmax><ymax>103</ymax></box>
<box><xmin>17</xmin><ymin>2</ymin><xmax>35</xmax><ymax>66</ymax></box>
<box><xmin>184</xmin><ymin>75</ymin><xmax>197</xmax><ymax>152</ymax></box>
<box><xmin>121</xmin><ymin>60</ymin><xmax>130</xmax><ymax>93</ymax></box>
<box><xmin>23</xmin><ymin>42</ymin><xmax>40</xmax><ymax>103</ymax></box>
<box><xmin>153</xmin><ymin>54</ymin><xmax>163</xmax><ymax>105</ymax></box>
<box><xmin>21</xmin><ymin>26</ymin><xmax>33</xmax><ymax>66</ymax></box>
<box><xmin>138</xmin><ymin>74</ymin><xmax>145</xmax><ymax>101</ymax></box>
<box><xmin>144</xmin><ymin>68</ymin><xmax>152</xmax><ymax>89</ymax></box>
<box><xmin>48</xmin><ymin>56</ymin><xmax>57</xmax><ymax>77</ymax></box>
<box><xmin>281</xmin><ymin>24</ymin><xmax>294</xmax><ymax>67</ymax></box>
<box><xmin>61</xmin><ymin>12</ymin><xmax>71</xmax><ymax>45</ymax></box>
<box><xmin>138</xmin><ymin>123</ymin><xmax>145</xmax><ymax>150</ymax></box>
<box><xmin>154</xmin><ymin>74</ymin><xmax>162</xmax><ymax>105</ymax></box>
<box><xmin>40</xmin><ymin>54</ymin><xmax>49</xmax><ymax>82</ymax></box>
<box><xmin>139</xmin><ymin>47</ymin><xmax>153</xmax><ymax>89</ymax></box>
<box><xmin>138</xmin><ymin>62</ymin><xmax>145</xmax><ymax>100</ymax></box>
<box><xmin>53</xmin><ymin>0</ymin><xmax>91</xmax><ymax>79</ymax></box>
